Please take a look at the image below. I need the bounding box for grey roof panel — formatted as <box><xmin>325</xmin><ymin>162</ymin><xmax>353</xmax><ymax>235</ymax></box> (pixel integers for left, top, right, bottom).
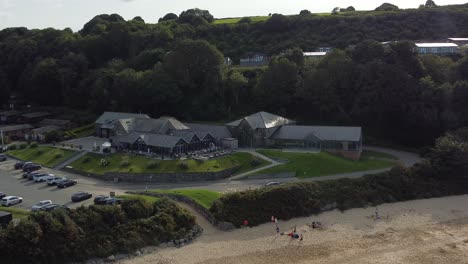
<box><xmin>185</xmin><ymin>123</ymin><xmax>232</xmax><ymax>139</ymax></box>
<box><xmin>270</xmin><ymin>125</ymin><xmax>362</xmax><ymax>142</ymax></box>
<box><xmin>133</xmin><ymin>117</ymin><xmax>189</xmax><ymax>134</ymax></box>
<box><xmin>95</xmin><ymin>112</ymin><xmax>149</xmax><ymax>124</ymax></box>
<box><xmin>32</xmin><ymin>125</ymin><xmax>62</xmax><ymax>134</ymax></box>
<box><xmin>0</xmin><ymin>124</ymin><xmax>34</xmax><ymax>132</ymax></box>
<box><xmin>140</xmin><ymin>133</ymin><xmax>186</xmax><ymax>149</ymax></box>
<box><xmin>226</xmin><ymin>112</ymin><xmax>295</xmax><ymax>129</ymax></box>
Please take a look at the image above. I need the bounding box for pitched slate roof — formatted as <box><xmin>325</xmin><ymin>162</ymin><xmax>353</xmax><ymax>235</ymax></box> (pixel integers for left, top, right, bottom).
<box><xmin>114</xmin><ymin>132</ymin><xmax>186</xmax><ymax>149</ymax></box>
<box><xmin>38</xmin><ymin>119</ymin><xmax>70</xmax><ymax>127</ymax></box>
<box><xmin>32</xmin><ymin>125</ymin><xmax>62</xmax><ymax>134</ymax></box>
<box><xmin>139</xmin><ymin>133</ymin><xmax>186</xmax><ymax>148</ymax></box>
<box><xmin>269</xmin><ymin>125</ymin><xmax>362</xmax><ymax>142</ymax></box>
<box><xmin>226</xmin><ymin>112</ymin><xmax>295</xmax><ymax>129</ymax></box>
<box><xmin>0</xmin><ymin>124</ymin><xmax>34</xmax><ymax>132</ymax></box>
<box><xmin>95</xmin><ymin>112</ymin><xmax>149</xmax><ymax>124</ymax></box>
<box><xmin>133</xmin><ymin>117</ymin><xmax>189</xmax><ymax>134</ymax></box>
<box><xmin>185</xmin><ymin>123</ymin><xmax>232</xmax><ymax>139</ymax></box>
<box><xmin>22</xmin><ymin>112</ymin><xmax>51</xmax><ymax>119</ymax></box>
<box><xmin>0</xmin><ymin>110</ymin><xmax>22</xmax><ymax>117</ymax></box>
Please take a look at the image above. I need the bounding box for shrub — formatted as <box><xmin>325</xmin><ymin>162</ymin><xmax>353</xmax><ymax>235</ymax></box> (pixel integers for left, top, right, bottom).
<box><xmin>250</xmin><ymin>158</ymin><xmax>261</xmax><ymax>167</ymax></box>
<box><xmin>100</xmin><ymin>158</ymin><xmax>109</xmax><ymax>167</ymax></box>
<box><xmin>0</xmin><ymin>198</ymin><xmax>195</xmax><ymax>263</ymax></box>
<box><xmin>82</xmin><ymin>157</ymin><xmax>90</xmax><ymax>163</ymax></box>
<box><xmin>147</xmin><ymin>160</ymin><xmax>159</xmax><ymax>169</ymax></box>
<box><xmin>36</xmin><ymin>150</ymin><xmax>44</xmax><ymax>156</ymax></box>
<box><xmin>30</xmin><ymin>142</ymin><xmax>38</xmax><ymax>148</ymax></box>
<box><xmin>120</xmin><ymin>156</ymin><xmax>131</xmax><ymax>168</ymax></box>
<box><xmin>54</xmin><ymin>153</ymin><xmax>63</xmax><ymax>159</ymax></box>
<box><xmin>8</xmin><ymin>144</ymin><xmax>17</xmax><ymax>150</ymax></box>
<box><xmin>20</xmin><ymin>143</ymin><xmax>27</xmax><ymax>149</ymax></box>
<box><xmin>178</xmin><ymin>161</ymin><xmax>189</xmax><ymax>170</ymax></box>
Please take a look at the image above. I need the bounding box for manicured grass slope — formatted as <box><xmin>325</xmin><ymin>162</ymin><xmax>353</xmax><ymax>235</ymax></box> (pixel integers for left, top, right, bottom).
<box><xmin>151</xmin><ymin>189</ymin><xmax>221</xmax><ymax>209</ymax></box>
<box><xmin>65</xmin><ymin>124</ymin><xmax>95</xmax><ymax>138</ymax></box>
<box><xmin>0</xmin><ymin>207</ymin><xmax>30</xmax><ymax>218</ymax></box>
<box><xmin>255</xmin><ymin>150</ymin><xmax>395</xmax><ymax>178</ymax></box>
<box><xmin>116</xmin><ymin>194</ymin><xmax>160</xmax><ymax>203</ymax></box>
<box><xmin>8</xmin><ymin>146</ymin><xmax>76</xmax><ymax>167</ymax></box>
<box><xmin>362</xmin><ymin>150</ymin><xmax>398</xmax><ymax>160</ymax></box>
<box><xmin>70</xmin><ymin>152</ymin><xmax>269</xmax><ymax>175</ymax></box>
<box><xmin>214</xmin><ymin>16</ymin><xmax>270</xmax><ymax>24</ymax></box>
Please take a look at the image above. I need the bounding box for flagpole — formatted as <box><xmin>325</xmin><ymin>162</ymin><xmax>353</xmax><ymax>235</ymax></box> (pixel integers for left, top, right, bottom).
<box><xmin>0</xmin><ymin>129</ymin><xmax>4</xmax><ymax>150</ymax></box>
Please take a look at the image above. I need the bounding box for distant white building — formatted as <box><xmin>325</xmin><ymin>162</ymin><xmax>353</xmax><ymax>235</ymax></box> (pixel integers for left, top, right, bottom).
<box><xmin>448</xmin><ymin>38</ymin><xmax>468</xmax><ymax>46</ymax></box>
<box><xmin>303</xmin><ymin>52</ymin><xmax>327</xmax><ymax>57</ymax></box>
<box><xmin>415</xmin><ymin>43</ymin><xmax>458</xmax><ymax>55</ymax></box>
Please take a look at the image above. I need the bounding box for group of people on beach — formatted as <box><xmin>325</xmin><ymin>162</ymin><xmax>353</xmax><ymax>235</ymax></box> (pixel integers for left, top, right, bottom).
<box><xmin>272</xmin><ymin>216</ymin><xmax>304</xmax><ymax>241</ymax></box>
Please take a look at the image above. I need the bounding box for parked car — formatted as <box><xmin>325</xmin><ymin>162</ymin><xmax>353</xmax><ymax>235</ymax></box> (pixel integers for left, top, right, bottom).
<box><xmin>93</xmin><ymin>195</ymin><xmax>110</xmax><ymax>205</ymax></box>
<box><xmin>23</xmin><ymin>163</ymin><xmax>41</xmax><ymax>172</ymax></box>
<box><xmin>28</xmin><ymin>172</ymin><xmax>47</xmax><ymax>181</ymax></box>
<box><xmin>265</xmin><ymin>181</ymin><xmax>281</xmax><ymax>187</ymax></box>
<box><xmin>0</xmin><ymin>154</ymin><xmax>6</xmax><ymax>162</ymax></box>
<box><xmin>31</xmin><ymin>200</ymin><xmax>52</xmax><ymax>211</ymax></box>
<box><xmin>47</xmin><ymin>177</ymin><xmax>66</xmax><ymax>186</ymax></box>
<box><xmin>57</xmin><ymin>179</ymin><xmax>77</xmax><ymax>188</ymax></box>
<box><xmin>0</xmin><ymin>211</ymin><xmax>13</xmax><ymax>228</ymax></box>
<box><xmin>0</xmin><ymin>192</ymin><xmax>6</xmax><ymax>199</ymax></box>
<box><xmin>34</xmin><ymin>174</ymin><xmax>55</xmax><ymax>183</ymax></box>
<box><xmin>23</xmin><ymin>171</ymin><xmax>43</xmax><ymax>179</ymax></box>
<box><xmin>15</xmin><ymin>161</ymin><xmax>32</xmax><ymax>170</ymax></box>
<box><xmin>104</xmin><ymin>197</ymin><xmax>123</xmax><ymax>205</ymax></box>
<box><xmin>0</xmin><ymin>196</ymin><xmax>23</xmax><ymax>206</ymax></box>
<box><xmin>71</xmin><ymin>192</ymin><xmax>92</xmax><ymax>202</ymax></box>
<box><xmin>40</xmin><ymin>204</ymin><xmax>69</xmax><ymax>212</ymax></box>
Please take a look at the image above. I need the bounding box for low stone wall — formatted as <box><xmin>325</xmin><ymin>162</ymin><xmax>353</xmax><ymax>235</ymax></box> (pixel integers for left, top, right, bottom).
<box><xmin>244</xmin><ymin>172</ymin><xmax>296</xmax><ymax>180</ymax></box>
<box><xmin>132</xmin><ymin>191</ymin><xmax>235</xmax><ymax>231</ymax></box>
<box><xmin>63</xmin><ymin>166</ymin><xmax>240</xmax><ymax>183</ymax></box>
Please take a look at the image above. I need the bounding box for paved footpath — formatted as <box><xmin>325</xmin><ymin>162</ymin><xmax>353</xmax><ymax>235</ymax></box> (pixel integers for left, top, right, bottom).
<box><xmin>53</xmin><ymin>150</ymin><xmax>88</xmax><ymax>170</ymax></box>
<box><xmin>230</xmin><ymin>149</ymin><xmax>283</xmax><ymax>180</ymax></box>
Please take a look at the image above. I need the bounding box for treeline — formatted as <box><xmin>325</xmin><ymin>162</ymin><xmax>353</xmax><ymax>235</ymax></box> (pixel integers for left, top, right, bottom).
<box><xmin>209</xmin><ymin>128</ymin><xmax>468</xmax><ymax>226</ymax></box>
<box><xmin>0</xmin><ymin>198</ymin><xmax>195</xmax><ymax>263</ymax></box>
<box><xmin>2</xmin><ymin>4</ymin><xmax>468</xmax><ymax>145</ymax></box>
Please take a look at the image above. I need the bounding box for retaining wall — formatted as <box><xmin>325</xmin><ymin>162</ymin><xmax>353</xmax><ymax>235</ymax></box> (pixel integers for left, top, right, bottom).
<box><xmin>63</xmin><ymin>166</ymin><xmax>240</xmax><ymax>183</ymax></box>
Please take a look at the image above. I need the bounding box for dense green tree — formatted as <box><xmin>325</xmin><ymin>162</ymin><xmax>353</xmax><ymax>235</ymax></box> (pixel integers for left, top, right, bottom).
<box><xmin>375</xmin><ymin>3</ymin><xmax>399</xmax><ymax>11</ymax></box>
<box><xmin>425</xmin><ymin>0</ymin><xmax>437</xmax><ymax>8</ymax></box>
<box><xmin>178</xmin><ymin>8</ymin><xmax>214</xmax><ymax>25</ymax></box>
<box><xmin>299</xmin><ymin>10</ymin><xmax>311</xmax><ymax>15</ymax></box>
<box><xmin>159</xmin><ymin>13</ymin><xmax>178</xmax><ymax>22</ymax></box>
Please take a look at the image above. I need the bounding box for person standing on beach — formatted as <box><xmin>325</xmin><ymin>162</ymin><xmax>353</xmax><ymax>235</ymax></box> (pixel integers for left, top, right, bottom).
<box><xmin>276</xmin><ymin>226</ymin><xmax>280</xmax><ymax>235</ymax></box>
<box><xmin>375</xmin><ymin>207</ymin><xmax>380</xmax><ymax>220</ymax></box>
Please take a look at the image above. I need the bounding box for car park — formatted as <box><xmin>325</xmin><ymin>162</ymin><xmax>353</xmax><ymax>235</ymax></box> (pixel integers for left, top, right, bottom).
<box><xmin>23</xmin><ymin>163</ymin><xmax>41</xmax><ymax>173</ymax></box>
<box><xmin>15</xmin><ymin>161</ymin><xmax>32</xmax><ymax>170</ymax></box>
<box><xmin>31</xmin><ymin>200</ymin><xmax>52</xmax><ymax>211</ymax></box>
<box><xmin>265</xmin><ymin>181</ymin><xmax>281</xmax><ymax>187</ymax></box>
<box><xmin>71</xmin><ymin>191</ymin><xmax>92</xmax><ymax>202</ymax></box>
<box><xmin>22</xmin><ymin>171</ymin><xmax>41</xmax><ymax>179</ymax></box>
<box><xmin>0</xmin><ymin>196</ymin><xmax>23</xmax><ymax>206</ymax></box>
<box><xmin>47</xmin><ymin>177</ymin><xmax>66</xmax><ymax>186</ymax></box>
<box><xmin>0</xmin><ymin>154</ymin><xmax>6</xmax><ymax>162</ymax></box>
<box><xmin>33</xmin><ymin>174</ymin><xmax>55</xmax><ymax>183</ymax></box>
<box><xmin>57</xmin><ymin>179</ymin><xmax>77</xmax><ymax>188</ymax></box>
<box><xmin>0</xmin><ymin>192</ymin><xmax>5</xmax><ymax>199</ymax></box>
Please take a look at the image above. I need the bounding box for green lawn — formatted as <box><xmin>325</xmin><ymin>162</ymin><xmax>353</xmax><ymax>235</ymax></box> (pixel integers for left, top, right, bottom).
<box><xmin>0</xmin><ymin>207</ymin><xmax>30</xmax><ymax>218</ymax></box>
<box><xmin>150</xmin><ymin>189</ymin><xmax>221</xmax><ymax>209</ymax></box>
<box><xmin>255</xmin><ymin>150</ymin><xmax>396</xmax><ymax>179</ymax></box>
<box><xmin>116</xmin><ymin>194</ymin><xmax>160</xmax><ymax>203</ymax></box>
<box><xmin>69</xmin><ymin>152</ymin><xmax>270</xmax><ymax>175</ymax></box>
<box><xmin>214</xmin><ymin>16</ymin><xmax>270</xmax><ymax>24</ymax></box>
<box><xmin>8</xmin><ymin>146</ymin><xmax>77</xmax><ymax>168</ymax></box>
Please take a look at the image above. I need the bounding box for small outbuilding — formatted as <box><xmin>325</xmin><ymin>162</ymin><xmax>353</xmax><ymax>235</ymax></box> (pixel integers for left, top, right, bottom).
<box><xmin>0</xmin><ymin>211</ymin><xmax>12</xmax><ymax>228</ymax></box>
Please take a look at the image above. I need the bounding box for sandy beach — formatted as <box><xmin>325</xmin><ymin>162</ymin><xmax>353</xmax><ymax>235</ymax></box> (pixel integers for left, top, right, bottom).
<box><xmin>121</xmin><ymin>194</ymin><xmax>468</xmax><ymax>264</ymax></box>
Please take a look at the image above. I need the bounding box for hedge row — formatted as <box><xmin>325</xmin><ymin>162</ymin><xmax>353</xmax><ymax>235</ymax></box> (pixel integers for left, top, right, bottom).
<box><xmin>0</xmin><ymin>198</ymin><xmax>195</xmax><ymax>263</ymax></box>
<box><xmin>210</xmin><ymin>132</ymin><xmax>468</xmax><ymax>226</ymax></box>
